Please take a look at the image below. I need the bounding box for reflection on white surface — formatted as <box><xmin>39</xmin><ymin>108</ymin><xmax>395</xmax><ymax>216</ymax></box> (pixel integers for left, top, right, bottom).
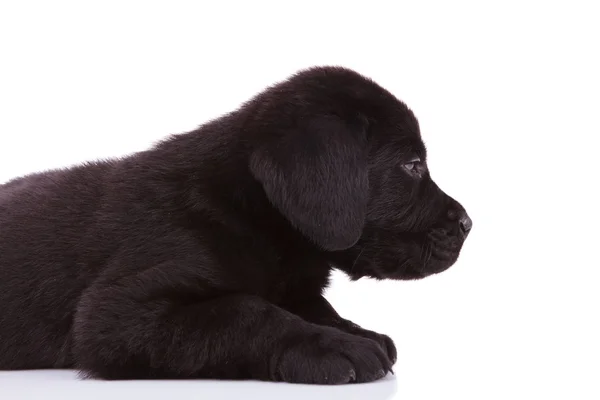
<box><xmin>0</xmin><ymin>370</ymin><xmax>397</xmax><ymax>400</ymax></box>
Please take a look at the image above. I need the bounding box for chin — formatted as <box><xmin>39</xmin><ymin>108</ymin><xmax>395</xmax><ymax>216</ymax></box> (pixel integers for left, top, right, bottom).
<box><xmin>371</xmin><ymin>257</ymin><xmax>459</xmax><ymax>281</ymax></box>
<box><xmin>330</xmin><ymin>230</ymin><xmax>465</xmax><ymax>281</ymax></box>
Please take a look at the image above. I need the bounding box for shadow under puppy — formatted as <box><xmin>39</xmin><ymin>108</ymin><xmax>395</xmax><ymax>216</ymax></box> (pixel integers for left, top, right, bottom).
<box><xmin>0</xmin><ymin>66</ymin><xmax>472</xmax><ymax>384</ymax></box>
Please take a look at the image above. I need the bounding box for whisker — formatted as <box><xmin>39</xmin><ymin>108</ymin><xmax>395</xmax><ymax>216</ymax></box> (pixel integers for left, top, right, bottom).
<box><xmin>420</xmin><ymin>239</ymin><xmax>428</xmax><ymax>261</ymax></box>
<box><xmin>350</xmin><ymin>247</ymin><xmax>366</xmax><ymax>275</ymax></box>
<box><xmin>420</xmin><ymin>239</ymin><xmax>433</xmax><ymax>267</ymax></box>
<box><xmin>425</xmin><ymin>241</ymin><xmax>433</xmax><ymax>266</ymax></box>
<box><xmin>397</xmin><ymin>258</ymin><xmax>410</xmax><ymax>272</ymax></box>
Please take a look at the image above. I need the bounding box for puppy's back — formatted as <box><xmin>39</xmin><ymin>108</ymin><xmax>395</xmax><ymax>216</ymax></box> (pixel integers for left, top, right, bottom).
<box><xmin>0</xmin><ymin>162</ymin><xmax>114</xmax><ymax>368</ymax></box>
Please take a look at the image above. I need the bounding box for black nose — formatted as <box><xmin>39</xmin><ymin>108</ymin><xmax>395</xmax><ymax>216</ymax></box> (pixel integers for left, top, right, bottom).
<box><xmin>447</xmin><ymin>209</ymin><xmax>472</xmax><ymax>236</ymax></box>
<box><xmin>459</xmin><ymin>213</ymin><xmax>472</xmax><ymax>235</ymax></box>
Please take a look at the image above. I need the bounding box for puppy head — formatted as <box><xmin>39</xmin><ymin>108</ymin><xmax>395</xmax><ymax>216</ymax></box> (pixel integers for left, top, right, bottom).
<box><xmin>248</xmin><ymin>66</ymin><xmax>472</xmax><ymax>280</ymax></box>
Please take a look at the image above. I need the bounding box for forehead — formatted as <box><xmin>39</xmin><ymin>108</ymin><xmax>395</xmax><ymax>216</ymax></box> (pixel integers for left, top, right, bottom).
<box><xmin>382</xmin><ymin>135</ymin><xmax>427</xmax><ymax>163</ymax></box>
<box><xmin>371</xmin><ymin>107</ymin><xmax>427</xmax><ymax>160</ymax></box>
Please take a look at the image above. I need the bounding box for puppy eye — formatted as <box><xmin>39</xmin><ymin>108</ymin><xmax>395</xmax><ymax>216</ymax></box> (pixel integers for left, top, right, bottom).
<box><xmin>403</xmin><ymin>157</ymin><xmax>421</xmax><ymax>173</ymax></box>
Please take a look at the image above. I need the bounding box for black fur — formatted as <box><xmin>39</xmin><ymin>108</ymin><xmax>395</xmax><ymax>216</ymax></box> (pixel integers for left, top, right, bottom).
<box><xmin>0</xmin><ymin>66</ymin><xmax>471</xmax><ymax>384</ymax></box>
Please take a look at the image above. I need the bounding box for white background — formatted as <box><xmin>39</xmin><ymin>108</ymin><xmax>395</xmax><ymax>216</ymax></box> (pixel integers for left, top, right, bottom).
<box><xmin>1</xmin><ymin>1</ymin><xmax>598</xmax><ymax>399</ymax></box>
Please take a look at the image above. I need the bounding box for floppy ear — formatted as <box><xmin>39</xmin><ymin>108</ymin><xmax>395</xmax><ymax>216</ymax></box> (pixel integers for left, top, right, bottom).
<box><xmin>250</xmin><ymin>114</ymin><xmax>369</xmax><ymax>251</ymax></box>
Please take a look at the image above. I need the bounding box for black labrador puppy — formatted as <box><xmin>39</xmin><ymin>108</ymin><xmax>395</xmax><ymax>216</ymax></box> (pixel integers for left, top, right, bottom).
<box><xmin>0</xmin><ymin>66</ymin><xmax>472</xmax><ymax>384</ymax></box>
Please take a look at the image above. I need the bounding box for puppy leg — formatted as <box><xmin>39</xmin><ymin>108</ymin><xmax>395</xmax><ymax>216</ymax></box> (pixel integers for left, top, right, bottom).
<box><xmin>285</xmin><ymin>295</ymin><xmax>397</xmax><ymax>365</ymax></box>
<box><xmin>73</xmin><ymin>267</ymin><xmax>390</xmax><ymax>383</ymax></box>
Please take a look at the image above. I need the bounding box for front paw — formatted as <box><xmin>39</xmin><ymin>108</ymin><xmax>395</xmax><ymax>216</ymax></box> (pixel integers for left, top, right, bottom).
<box><xmin>274</xmin><ymin>327</ymin><xmax>392</xmax><ymax>384</ymax></box>
<box><xmin>345</xmin><ymin>325</ymin><xmax>397</xmax><ymax>365</ymax></box>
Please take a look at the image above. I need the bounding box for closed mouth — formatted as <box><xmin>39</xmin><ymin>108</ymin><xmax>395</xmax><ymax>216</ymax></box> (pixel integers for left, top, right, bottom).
<box><xmin>419</xmin><ymin>229</ymin><xmax>463</xmax><ymax>273</ymax></box>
